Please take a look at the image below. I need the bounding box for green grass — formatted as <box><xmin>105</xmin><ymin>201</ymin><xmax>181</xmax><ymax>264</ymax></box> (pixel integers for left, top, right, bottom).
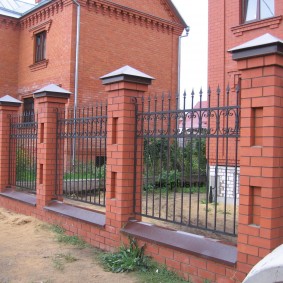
<box><xmin>63</xmin><ymin>166</ymin><xmax>105</xmax><ymax>180</ymax></box>
<box><xmin>48</xmin><ymin>226</ymin><xmax>191</xmax><ymax>282</ymax></box>
<box><xmin>100</xmin><ymin>238</ymin><xmax>150</xmax><ymax>273</ymax></box>
<box><xmin>100</xmin><ymin>237</ymin><xmax>190</xmax><ymax>282</ymax></box>
<box><xmin>50</xmin><ymin>225</ymin><xmax>88</xmax><ymax>249</ymax></box>
<box><xmin>136</xmin><ymin>263</ymin><xmax>190</xmax><ymax>283</ymax></box>
<box><xmin>52</xmin><ymin>253</ymin><xmax>78</xmax><ymax>271</ymax></box>
<box><xmin>52</xmin><ymin>256</ymin><xmax>65</xmax><ymax>271</ymax></box>
<box><xmin>143</xmin><ymin>185</ymin><xmax>207</xmax><ymax>195</ymax></box>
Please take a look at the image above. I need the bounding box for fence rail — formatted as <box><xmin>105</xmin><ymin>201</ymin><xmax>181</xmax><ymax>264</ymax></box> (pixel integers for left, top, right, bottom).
<box><xmin>9</xmin><ymin>112</ymin><xmax>38</xmax><ymax>193</ymax></box>
<box><xmin>135</xmin><ymin>86</ymin><xmax>240</xmax><ymax>236</ymax></box>
<box><xmin>56</xmin><ymin>104</ymin><xmax>107</xmax><ymax>207</ymax></box>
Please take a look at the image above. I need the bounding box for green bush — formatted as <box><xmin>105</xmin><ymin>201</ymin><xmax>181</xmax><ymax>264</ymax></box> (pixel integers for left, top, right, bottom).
<box><xmin>16</xmin><ymin>148</ymin><xmax>36</xmax><ymax>181</ymax></box>
<box><xmin>64</xmin><ymin>163</ymin><xmax>105</xmax><ymax>180</ymax></box>
<box><xmin>158</xmin><ymin>169</ymin><xmax>181</xmax><ymax>189</ymax></box>
<box><xmin>101</xmin><ymin>238</ymin><xmax>150</xmax><ymax>273</ymax></box>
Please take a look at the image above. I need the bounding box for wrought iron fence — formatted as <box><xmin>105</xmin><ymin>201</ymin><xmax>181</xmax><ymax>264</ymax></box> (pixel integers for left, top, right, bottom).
<box><xmin>9</xmin><ymin>112</ymin><xmax>38</xmax><ymax>193</ymax></box>
<box><xmin>56</xmin><ymin>103</ymin><xmax>107</xmax><ymax>207</ymax></box>
<box><xmin>135</xmin><ymin>86</ymin><xmax>240</xmax><ymax>236</ymax></box>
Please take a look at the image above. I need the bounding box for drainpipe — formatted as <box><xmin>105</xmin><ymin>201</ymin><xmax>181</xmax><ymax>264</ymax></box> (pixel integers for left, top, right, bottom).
<box><xmin>178</xmin><ymin>26</ymin><xmax>190</xmax><ymax>106</ymax></box>
<box><xmin>72</xmin><ymin>0</ymin><xmax>80</xmax><ymax>166</ymax></box>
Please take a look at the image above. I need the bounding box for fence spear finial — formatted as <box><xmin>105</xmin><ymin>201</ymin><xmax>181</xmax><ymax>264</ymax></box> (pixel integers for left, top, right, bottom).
<box><xmin>217</xmin><ymin>85</ymin><xmax>221</xmax><ymax>96</ymax></box>
<box><xmin>226</xmin><ymin>84</ymin><xmax>230</xmax><ymax>94</ymax></box>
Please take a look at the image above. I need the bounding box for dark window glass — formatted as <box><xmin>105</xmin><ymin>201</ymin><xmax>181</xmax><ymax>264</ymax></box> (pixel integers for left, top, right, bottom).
<box><xmin>244</xmin><ymin>0</ymin><xmax>274</xmax><ymax>22</ymax></box>
<box><xmin>23</xmin><ymin>97</ymin><xmax>34</xmax><ymax>122</ymax></box>
<box><xmin>35</xmin><ymin>31</ymin><xmax>46</xmax><ymax>62</ymax></box>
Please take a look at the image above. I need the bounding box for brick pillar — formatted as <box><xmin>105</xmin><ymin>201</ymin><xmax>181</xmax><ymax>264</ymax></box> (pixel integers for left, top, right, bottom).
<box><xmin>101</xmin><ymin>66</ymin><xmax>154</xmax><ymax>241</ymax></box>
<box><xmin>34</xmin><ymin>84</ymin><xmax>70</xmax><ymax>207</ymax></box>
<box><xmin>230</xmin><ymin>34</ymin><xmax>283</xmax><ymax>275</ymax></box>
<box><xmin>0</xmin><ymin>96</ymin><xmax>22</xmax><ymax>191</ymax></box>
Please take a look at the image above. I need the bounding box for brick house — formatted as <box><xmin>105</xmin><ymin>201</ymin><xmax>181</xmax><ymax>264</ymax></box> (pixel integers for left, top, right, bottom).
<box><xmin>208</xmin><ymin>0</ymin><xmax>282</xmax><ymax>95</ymax></box>
<box><xmin>0</xmin><ymin>0</ymin><xmax>187</xmax><ymax>111</ymax></box>
<box><xmin>208</xmin><ymin>0</ymin><xmax>283</xmax><ymax>278</ymax></box>
<box><xmin>207</xmin><ymin>0</ymin><xmax>283</xmax><ymax>199</ymax></box>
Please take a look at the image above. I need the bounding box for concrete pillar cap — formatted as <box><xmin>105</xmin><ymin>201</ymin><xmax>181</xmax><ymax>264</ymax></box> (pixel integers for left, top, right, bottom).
<box><xmin>33</xmin><ymin>84</ymin><xmax>71</xmax><ymax>98</ymax></box>
<box><xmin>100</xmin><ymin>65</ymin><xmax>155</xmax><ymax>85</ymax></box>
<box><xmin>228</xmin><ymin>33</ymin><xmax>283</xmax><ymax>60</ymax></box>
<box><xmin>0</xmin><ymin>95</ymin><xmax>22</xmax><ymax>106</ymax></box>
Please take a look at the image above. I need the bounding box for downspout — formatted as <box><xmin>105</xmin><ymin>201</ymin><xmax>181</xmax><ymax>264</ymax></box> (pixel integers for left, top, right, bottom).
<box><xmin>178</xmin><ymin>26</ymin><xmax>190</xmax><ymax>108</ymax></box>
<box><xmin>72</xmin><ymin>0</ymin><xmax>80</xmax><ymax>166</ymax></box>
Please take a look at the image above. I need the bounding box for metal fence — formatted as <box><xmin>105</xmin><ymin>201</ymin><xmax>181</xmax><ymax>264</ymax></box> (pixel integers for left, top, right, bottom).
<box><xmin>9</xmin><ymin>112</ymin><xmax>38</xmax><ymax>193</ymax></box>
<box><xmin>135</xmin><ymin>86</ymin><xmax>240</xmax><ymax>236</ymax></box>
<box><xmin>56</xmin><ymin>104</ymin><xmax>107</xmax><ymax>207</ymax></box>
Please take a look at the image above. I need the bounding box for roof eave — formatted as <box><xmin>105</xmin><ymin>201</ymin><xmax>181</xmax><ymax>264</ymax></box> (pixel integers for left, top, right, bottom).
<box><xmin>166</xmin><ymin>0</ymin><xmax>188</xmax><ymax>28</ymax></box>
<box><xmin>0</xmin><ymin>7</ymin><xmax>22</xmax><ymax>18</ymax></box>
<box><xmin>21</xmin><ymin>0</ymin><xmax>52</xmax><ymax>17</ymax></box>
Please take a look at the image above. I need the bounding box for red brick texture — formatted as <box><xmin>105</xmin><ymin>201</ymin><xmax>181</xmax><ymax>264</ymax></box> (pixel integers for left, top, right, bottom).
<box><xmin>208</xmin><ymin>0</ymin><xmax>283</xmax><ymax>166</ymax></box>
<box><xmin>237</xmin><ymin>52</ymin><xmax>283</xmax><ymax>276</ymax></box>
<box><xmin>208</xmin><ymin>0</ymin><xmax>283</xmax><ymax>95</ymax></box>
<box><xmin>0</xmin><ymin>0</ymin><xmax>184</xmax><ymax>107</ymax></box>
<box><xmin>0</xmin><ymin>104</ymin><xmax>21</xmax><ymax>190</ymax></box>
<box><xmin>34</xmin><ymin>95</ymin><xmax>70</xmax><ymax>207</ymax></box>
<box><xmin>0</xmin><ymin>77</ymin><xmax>241</xmax><ymax>283</ymax></box>
<box><xmin>0</xmin><ymin>17</ymin><xmax>19</xmax><ymax>98</ymax></box>
<box><xmin>105</xmin><ymin>81</ymin><xmax>147</xmax><ymax>231</ymax></box>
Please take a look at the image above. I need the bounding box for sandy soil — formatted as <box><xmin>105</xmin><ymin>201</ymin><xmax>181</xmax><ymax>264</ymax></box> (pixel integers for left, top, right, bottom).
<box><xmin>0</xmin><ymin>207</ymin><xmax>137</xmax><ymax>283</ymax></box>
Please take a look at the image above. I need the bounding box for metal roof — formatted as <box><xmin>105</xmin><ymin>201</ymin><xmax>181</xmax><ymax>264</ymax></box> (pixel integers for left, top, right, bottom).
<box><xmin>100</xmin><ymin>65</ymin><xmax>155</xmax><ymax>80</ymax></box>
<box><xmin>0</xmin><ymin>94</ymin><xmax>22</xmax><ymax>103</ymax></box>
<box><xmin>0</xmin><ymin>0</ymin><xmax>35</xmax><ymax>18</ymax></box>
<box><xmin>34</xmin><ymin>83</ymin><xmax>72</xmax><ymax>94</ymax></box>
<box><xmin>229</xmin><ymin>33</ymin><xmax>283</xmax><ymax>52</ymax></box>
<box><xmin>0</xmin><ymin>0</ymin><xmax>187</xmax><ymax>28</ymax></box>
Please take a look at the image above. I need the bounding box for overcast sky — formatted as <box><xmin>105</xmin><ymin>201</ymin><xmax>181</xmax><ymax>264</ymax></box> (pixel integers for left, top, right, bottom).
<box><xmin>172</xmin><ymin>0</ymin><xmax>208</xmax><ymax>102</ymax></box>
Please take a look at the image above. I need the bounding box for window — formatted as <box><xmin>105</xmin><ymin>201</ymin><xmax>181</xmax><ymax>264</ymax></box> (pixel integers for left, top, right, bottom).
<box><xmin>34</xmin><ymin>31</ymin><xmax>46</xmax><ymax>63</ymax></box>
<box><xmin>243</xmin><ymin>0</ymin><xmax>274</xmax><ymax>22</ymax></box>
<box><xmin>23</xmin><ymin>97</ymin><xmax>34</xmax><ymax>122</ymax></box>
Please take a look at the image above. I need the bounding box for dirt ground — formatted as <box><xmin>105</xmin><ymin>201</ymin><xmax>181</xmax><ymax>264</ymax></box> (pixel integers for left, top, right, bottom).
<box><xmin>0</xmin><ymin>207</ymin><xmax>138</xmax><ymax>283</ymax></box>
<box><xmin>67</xmin><ymin>191</ymin><xmax>238</xmax><ymax>243</ymax></box>
<box><xmin>142</xmin><ymin>192</ymin><xmax>238</xmax><ymax>243</ymax></box>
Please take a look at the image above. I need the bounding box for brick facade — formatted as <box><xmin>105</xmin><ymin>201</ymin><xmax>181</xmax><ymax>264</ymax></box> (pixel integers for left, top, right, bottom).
<box><xmin>208</xmin><ymin>0</ymin><xmax>283</xmax><ymax>96</ymax></box>
<box><xmin>234</xmin><ymin>49</ymin><xmax>283</xmax><ymax>277</ymax></box>
<box><xmin>0</xmin><ymin>0</ymin><xmax>186</xmax><ymax>107</ymax></box>
<box><xmin>0</xmin><ymin>17</ymin><xmax>19</xmax><ymax>98</ymax></box>
<box><xmin>208</xmin><ymin>0</ymin><xmax>283</xmax><ymax>280</ymax></box>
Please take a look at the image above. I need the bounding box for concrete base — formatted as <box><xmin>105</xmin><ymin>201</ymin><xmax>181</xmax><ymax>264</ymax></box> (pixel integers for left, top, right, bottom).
<box><xmin>243</xmin><ymin>244</ymin><xmax>283</xmax><ymax>283</ymax></box>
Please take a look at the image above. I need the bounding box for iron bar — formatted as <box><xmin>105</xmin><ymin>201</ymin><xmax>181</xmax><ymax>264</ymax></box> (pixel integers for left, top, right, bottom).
<box><xmin>135</xmin><ymin>87</ymin><xmax>240</xmax><ymax>237</ymax></box>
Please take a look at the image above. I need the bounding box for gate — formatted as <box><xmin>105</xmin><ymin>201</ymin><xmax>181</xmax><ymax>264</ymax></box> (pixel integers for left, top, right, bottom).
<box><xmin>9</xmin><ymin>112</ymin><xmax>38</xmax><ymax>193</ymax></box>
<box><xmin>134</xmin><ymin>86</ymin><xmax>240</xmax><ymax>236</ymax></box>
<box><xmin>56</xmin><ymin>104</ymin><xmax>107</xmax><ymax>207</ymax></box>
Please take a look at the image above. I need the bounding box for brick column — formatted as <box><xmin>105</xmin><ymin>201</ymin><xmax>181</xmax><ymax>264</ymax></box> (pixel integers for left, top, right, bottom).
<box><xmin>101</xmin><ymin>66</ymin><xmax>153</xmax><ymax>241</ymax></box>
<box><xmin>230</xmin><ymin>34</ymin><xmax>283</xmax><ymax>275</ymax></box>
<box><xmin>34</xmin><ymin>84</ymin><xmax>70</xmax><ymax>207</ymax></box>
<box><xmin>0</xmin><ymin>96</ymin><xmax>22</xmax><ymax>191</ymax></box>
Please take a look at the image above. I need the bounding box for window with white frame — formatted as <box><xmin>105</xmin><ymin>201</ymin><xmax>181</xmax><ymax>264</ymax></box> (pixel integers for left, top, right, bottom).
<box><xmin>243</xmin><ymin>0</ymin><xmax>274</xmax><ymax>22</ymax></box>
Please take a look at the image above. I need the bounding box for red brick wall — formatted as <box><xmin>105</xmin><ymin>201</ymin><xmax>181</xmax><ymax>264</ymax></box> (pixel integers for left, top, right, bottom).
<box><xmin>1</xmin><ymin>0</ymin><xmax>183</xmax><ymax>107</ymax></box>
<box><xmin>236</xmin><ymin>52</ymin><xmax>283</xmax><ymax>277</ymax></box>
<box><xmin>0</xmin><ymin>17</ymin><xmax>19</xmax><ymax>98</ymax></box>
<box><xmin>17</xmin><ymin>1</ymin><xmax>74</xmax><ymax>98</ymax></box>
<box><xmin>105</xmin><ymin>0</ymin><xmax>177</xmax><ymax>21</ymax></box>
<box><xmin>208</xmin><ymin>0</ymin><xmax>283</xmax><ymax>95</ymax></box>
<box><xmin>208</xmin><ymin>1</ymin><xmax>283</xmax><ymax>164</ymax></box>
<box><xmin>77</xmin><ymin>3</ymin><xmax>180</xmax><ymax>105</ymax></box>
